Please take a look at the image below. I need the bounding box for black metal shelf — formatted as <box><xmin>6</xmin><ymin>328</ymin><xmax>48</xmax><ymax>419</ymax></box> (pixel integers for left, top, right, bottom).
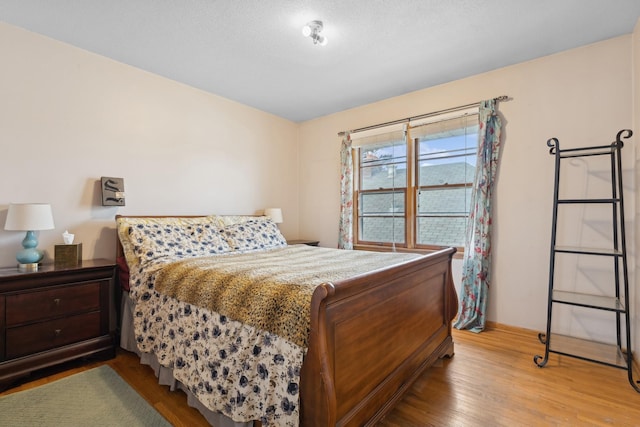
<box><xmin>534</xmin><ymin>129</ymin><xmax>639</xmax><ymax>393</ymax></box>
<box><xmin>554</xmin><ymin>145</ymin><xmax>619</xmax><ymax>158</ymax></box>
<box><xmin>557</xmin><ymin>198</ymin><xmax>620</xmax><ymax>204</ymax></box>
<box><xmin>551</xmin><ymin>290</ymin><xmax>624</xmax><ymax>312</ymax></box>
<box><xmin>536</xmin><ymin>333</ymin><xmax>629</xmax><ymax>369</ymax></box>
<box><xmin>554</xmin><ymin>246</ymin><xmax>623</xmax><ymax>256</ymax></box>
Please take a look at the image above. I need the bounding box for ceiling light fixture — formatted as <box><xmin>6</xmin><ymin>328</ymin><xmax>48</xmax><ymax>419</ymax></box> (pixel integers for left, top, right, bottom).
<box><xmin>302</xmin><ymin>20</ymin><xmax>328</xmax><ymax>46</ymax></box>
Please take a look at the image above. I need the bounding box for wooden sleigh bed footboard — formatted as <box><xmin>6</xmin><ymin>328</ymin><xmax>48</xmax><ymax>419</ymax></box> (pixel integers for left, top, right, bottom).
<box><xmin>301</xmin><ymin>247</ymin><xmax>458</xmax><ymax>426</ymax></box>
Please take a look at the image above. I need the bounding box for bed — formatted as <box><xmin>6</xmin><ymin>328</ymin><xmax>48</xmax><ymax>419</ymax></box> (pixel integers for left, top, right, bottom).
<box><xmin>115</xmin><ymin>214</ymin><xmax>457</xmax><ymax>426</ymax></box>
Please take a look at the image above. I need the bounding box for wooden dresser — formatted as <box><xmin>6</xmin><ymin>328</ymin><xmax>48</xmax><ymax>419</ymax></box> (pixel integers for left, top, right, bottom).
<box><xmin>0</xmin><ymin>259</ymin><xmax>116</xmax><ymax>386</ymax></box>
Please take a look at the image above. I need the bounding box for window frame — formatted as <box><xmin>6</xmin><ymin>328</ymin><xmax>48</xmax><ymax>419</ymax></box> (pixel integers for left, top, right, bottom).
<box><xmin>352</xmin><ymin>111</ymin><xmax>478</xmax><ymax>254</ymax></box>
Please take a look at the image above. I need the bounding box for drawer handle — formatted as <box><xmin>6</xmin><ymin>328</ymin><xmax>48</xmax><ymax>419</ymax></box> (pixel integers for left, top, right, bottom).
<box><xmin>54</xmin><ymin>329</ymin><xmax>62</xmax><ymax>336</ymax></box>
<box><xmin>54</xmin><ymin>298</ymin><xmax>61</xmax><ymax>306</ymax></box>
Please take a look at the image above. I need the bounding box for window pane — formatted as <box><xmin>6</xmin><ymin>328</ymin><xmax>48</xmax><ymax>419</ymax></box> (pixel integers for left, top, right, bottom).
<box><xmin>360</xmin><ymin>217</ymin><xmax>405</xmax><ymax>244</ymax></box>
<box><xmin>417</xmin><ymin>187</ymin><xmax>471</xmax><ymax>246</ymax></box>
<box><xmin>360</xmin><ymin>192</ymin><xmax>405</xmax><ymax>214</ymax></box>
<box><xmin>415</xmin><ymin>120</ymin><xmax>477</xmax><ymax>247</ymax></box>
<box><xmin>416</xmin><ymin>217</ymin><xmax>466</xmax><ymax>247</ymax></box>
<box><xmin>418</xmin><ymin>134</ymin><xmax>477</xmax><ymax>187</ymax></box>
<box><xmin>418</xmin><ymin>187</ymin><xmax>473</xmax><ymax>215</ymax></box>
<box><xmin>418</xmin><ymin>157</ymin><xmax>475</xmax><ymax>186</ymax></box>
<box><xmin>359</xmin><ymin>191</ymin><xmax>405</xmax><ymax>244</ymax></box>
<box><xmin>360</xmin><ymin>142</ymin><xmax>407</xmax><ymax>190</ymax></box>
<box><xmin>360</xmin><ymin>142</ymin><xmax>406</xmax><ymax>165</ymax></box>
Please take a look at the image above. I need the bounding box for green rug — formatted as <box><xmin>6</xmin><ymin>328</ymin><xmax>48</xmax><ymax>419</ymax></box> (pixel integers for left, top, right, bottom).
<box><xmin>0</xmin><ymin>365</ymin><xmax>172</xmax><ymax>427</ymax></box>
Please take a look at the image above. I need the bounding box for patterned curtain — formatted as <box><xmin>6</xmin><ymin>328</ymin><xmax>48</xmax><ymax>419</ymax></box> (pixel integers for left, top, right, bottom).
<box><xmin>454</xmin><ymin>99</ymin><xmax>503</xmax><ymax>332</ymax></box>
<box><xmin>338</xmin><ymin>133</ymin><xmax>353</xmax><ymax>249</ymax></box>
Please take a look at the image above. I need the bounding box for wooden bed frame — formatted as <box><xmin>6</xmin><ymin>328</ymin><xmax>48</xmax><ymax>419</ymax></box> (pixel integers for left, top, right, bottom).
<box><xmin>115</xmin><ymin>215</ymin><xmax>458</xmax><ymax>426</ymax></box>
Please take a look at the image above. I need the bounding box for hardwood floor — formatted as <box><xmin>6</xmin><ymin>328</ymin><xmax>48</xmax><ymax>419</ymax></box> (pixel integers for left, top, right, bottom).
<box><xmin>2</xmin><ymin>325</ymin><xmax>639</xmax><ymax>426</ymax></box>
<box><xmin>379</xmin><ymin>325</ymin><xmax>640</xmax><ymax>427</ymax></box>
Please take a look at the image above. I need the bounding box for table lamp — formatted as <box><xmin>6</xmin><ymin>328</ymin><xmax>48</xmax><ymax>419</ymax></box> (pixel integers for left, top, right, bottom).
<box><xmin>4</xmin><ymin>203</ymin><xmax>55</xmax><ymax>271</ymax></box>
<box><xmin>264</xmin><ymin>208</ymin><xmax>283</xmax><ymax>224</ymax></box>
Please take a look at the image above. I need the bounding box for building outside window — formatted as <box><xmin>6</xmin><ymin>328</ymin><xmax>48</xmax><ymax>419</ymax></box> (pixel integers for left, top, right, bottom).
<box><xmin>352</xmin><ymin>108</ymin><xmax>478</xmax><ymax>252</ymax></box>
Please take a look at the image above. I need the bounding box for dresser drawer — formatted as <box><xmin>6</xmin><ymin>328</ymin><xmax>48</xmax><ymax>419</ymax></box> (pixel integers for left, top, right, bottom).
<box><xmin>5</xmin><ymin>311</ymin><xmax>101</xmax><ymax>359</ymax></box>
<box><xmin>5</xmin><ymin>282</ymin><xmax>101</xmax><ymax>326</ymax></box>
<box><xmin>0</xmin><ymin>259</ymin><xmax>115</xmax><ymax>384</ymax></box>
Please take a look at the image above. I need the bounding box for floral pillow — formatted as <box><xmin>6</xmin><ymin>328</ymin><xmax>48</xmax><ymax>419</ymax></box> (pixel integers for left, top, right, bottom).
<box><xmin>209</xmin><ymin>215</ymin><xmax>257</xmax><ymax>226</ymax></box>
<box><xmin>117</xmin><ymin>216</ymin><xmax>230</xmax><ymax>267</ymax></box>
<box><xmin>222</xmin><ymin>217</ymin><xmax>287</xmax><ymax>252</ymax></box>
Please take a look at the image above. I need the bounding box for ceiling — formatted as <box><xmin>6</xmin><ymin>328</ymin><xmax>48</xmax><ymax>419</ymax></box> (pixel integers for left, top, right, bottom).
<box><xmin>1</xmin><ymin>1</ymin><xmax>640</xmax><ymax>123</ymax></box>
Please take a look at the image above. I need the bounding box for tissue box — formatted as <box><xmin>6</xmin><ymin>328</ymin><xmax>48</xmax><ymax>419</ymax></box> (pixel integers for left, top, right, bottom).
<box><xmin>55</xmin><ymin>243</ymin><xmax>82</xmax><ymax>267</ymax></box>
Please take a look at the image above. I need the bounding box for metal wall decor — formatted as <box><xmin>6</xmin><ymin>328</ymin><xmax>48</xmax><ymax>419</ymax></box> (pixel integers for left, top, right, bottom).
<box><xmin>101</xmin><ymin>177</ymin><xmax>125</xmax><ymax>206</ymax></box>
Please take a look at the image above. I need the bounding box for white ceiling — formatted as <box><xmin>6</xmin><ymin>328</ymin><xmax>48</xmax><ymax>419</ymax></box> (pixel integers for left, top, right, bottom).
<box><xmin>1</xmin><ymin>1</ymin><xmax>640</xmax><ymax>122</ymax></box>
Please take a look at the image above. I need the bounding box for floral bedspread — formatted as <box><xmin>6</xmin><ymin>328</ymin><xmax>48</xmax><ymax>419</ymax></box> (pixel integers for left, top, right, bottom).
<box><xmin>130</xmin><ymin>261</ymin><xmax>304</xmax><ymax>426</ymax></box>
<box><xmin>128</xmin><ymin>242</ymin><xmax>418</xmax><ymax>425</ymax></box>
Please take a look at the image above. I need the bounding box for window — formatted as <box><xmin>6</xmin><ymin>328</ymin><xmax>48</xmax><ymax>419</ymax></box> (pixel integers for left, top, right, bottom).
<box><xmin>352</xmin><ymin>109</ymin><xmax>478</xmax><ymax>251</ymax></box>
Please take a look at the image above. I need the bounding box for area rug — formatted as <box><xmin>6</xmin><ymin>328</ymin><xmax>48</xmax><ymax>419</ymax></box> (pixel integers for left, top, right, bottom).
<box><xmin>0</xmin><ymin>365</ymin><xmax>171</xmax><ymax>426</ymax></box>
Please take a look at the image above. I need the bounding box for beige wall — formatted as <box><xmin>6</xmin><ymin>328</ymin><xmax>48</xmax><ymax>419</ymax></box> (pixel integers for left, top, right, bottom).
<box><xmin>0</xmin><ymin>23</ymin><xmax>300</xmax><ymax>267</ymax></box>
<box><xmin>299</xmin><ymin>35</ymin><xmax>636</xmax><ymax>337</ymax></box>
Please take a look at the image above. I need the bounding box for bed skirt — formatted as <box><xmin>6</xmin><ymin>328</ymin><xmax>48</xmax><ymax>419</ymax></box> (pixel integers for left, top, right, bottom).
<box><xmin>120</xmin><ymin>293</ymin><xmax>252</xmax><ymax>427</ymax></box>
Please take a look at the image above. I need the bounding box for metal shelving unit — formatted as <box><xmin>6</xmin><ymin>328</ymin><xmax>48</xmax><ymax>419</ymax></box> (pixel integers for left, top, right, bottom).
<box><xmin>534</xmin><ymin>129</ymin><xmax>639</xmax><ymax>393</ymax></box>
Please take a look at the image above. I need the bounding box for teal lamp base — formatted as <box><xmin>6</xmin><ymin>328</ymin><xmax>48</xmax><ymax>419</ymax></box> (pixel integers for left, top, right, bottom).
<box><xmin>16</xmin><ymin>230</ymin><xmax>44</xmax><ymax>272</ymax></box>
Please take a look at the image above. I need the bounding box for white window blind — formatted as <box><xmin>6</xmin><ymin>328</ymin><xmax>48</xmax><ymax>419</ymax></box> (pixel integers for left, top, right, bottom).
<box><xmin>409</xmin><ymin>107</ymin><xmax>478</xmax><ymax>140</ymax></box>
<box><xmin>350</xmin><ymin>123</ymin><xmax>407</xmax><ymax>149</ymax></box>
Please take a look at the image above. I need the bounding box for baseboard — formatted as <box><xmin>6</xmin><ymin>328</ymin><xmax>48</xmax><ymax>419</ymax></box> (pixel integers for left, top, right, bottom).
<box><xmin>483</xmin><ymin>321</ymin><xmax>537</xmax><ymax>335</ymax></box>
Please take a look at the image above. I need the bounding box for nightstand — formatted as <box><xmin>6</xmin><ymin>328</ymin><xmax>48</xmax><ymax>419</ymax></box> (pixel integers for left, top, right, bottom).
<box><xmin>0</xmin><ymin>259</ymin><xmax>116</xmax><ymax>386</ymax></box>
<box><xmin>287</xmin><ymin>239</ymin><xmax>320</xmax><ymax>246</ymax></box>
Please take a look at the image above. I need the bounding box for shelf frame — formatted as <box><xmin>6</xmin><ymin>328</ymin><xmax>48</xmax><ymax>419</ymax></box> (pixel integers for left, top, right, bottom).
<box><xmin>534</xmin><ymin>129</ymin><xmax>639</xmax><ymax>393</ymax></box>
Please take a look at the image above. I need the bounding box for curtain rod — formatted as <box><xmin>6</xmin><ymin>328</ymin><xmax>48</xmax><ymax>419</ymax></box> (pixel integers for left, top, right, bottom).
<box><xmin>337</xmin><ymin>95</ymin><xmax>509</xmax><ymax>137</ymax></box>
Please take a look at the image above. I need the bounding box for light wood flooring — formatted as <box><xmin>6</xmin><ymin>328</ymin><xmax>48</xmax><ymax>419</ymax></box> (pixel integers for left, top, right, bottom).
<box><xmin>2</xmin><ymin>325</ymin><xmax>640</xmax><ymax>426</ymax></box>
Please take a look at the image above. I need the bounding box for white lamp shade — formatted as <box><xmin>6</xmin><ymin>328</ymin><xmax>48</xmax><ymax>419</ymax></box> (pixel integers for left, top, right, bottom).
<box><xmin>4</xmin><ymin>203</ymin><xmax>55</xmax><ymax>231</ymax></box>
<box><xmin>264</xmin><ymin>208</ymin><xmax>283</xmax><ymax>224</ymax></box>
